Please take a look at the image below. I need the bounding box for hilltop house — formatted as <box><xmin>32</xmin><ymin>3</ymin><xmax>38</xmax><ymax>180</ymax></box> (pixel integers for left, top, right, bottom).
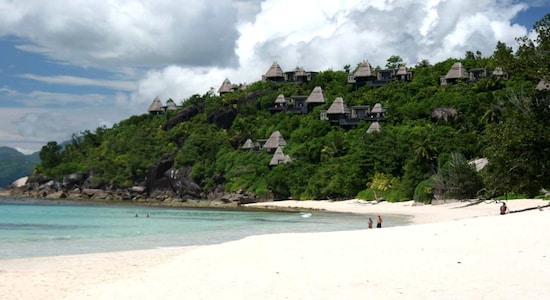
<box><xmin>242</xmin><ymin>138</ymin><xmax>260</xmax><ymax>151</ymax></box>
<box><xmin>242</xmin><ymin>131</ymin><xmax>292</xmax><ymax>166</ymax></box>
<box><xmin>262</xmin><ymin>62</ymin><xmax>317</xmax><ymax>83</ymax></box>
<box><xmin>305</xmin><ymin>86</ymin><xmax>327</xmax><ymax>108</ymax></box>
<box><xmin>148</xmin><ymin>97</ymin><xmax>177</xmax><ymax>115</ymax></box>
<box><xmin>268</xmin><ymin>86</ymin><xmax>326</xmax><ymax>114</ymax></box>
<box><xmin>218</xmin><ymin>78</ymin><xmax>239</xmax><ymax>94</ymax></box>
<box><xmin>348</xmin><ymin>60</ymin><xmax>413</xmax><ymax>88</ymax></box>
<box><xmin>320</xmin><ymin>97</ymin><xmax>386</xmax><ymax>129</ymax></box>
<box><xmin>269</xmin><ymin>147</ymin><xmax>292</xmax><ymax>166</ymax></box>
<box><xmin>217</xmin><ymin>78</ymin><xmax>248</xmax><ymax>95</ymax></box>
<box><xmin>263</xmin><ymin>130</ymin><xmax>287</xmax><ymax>153</ymax></box>
<box><xmin>440</xmin><ymin>62</ymin><xmax>507</xmax><ymax>85</ymax></box>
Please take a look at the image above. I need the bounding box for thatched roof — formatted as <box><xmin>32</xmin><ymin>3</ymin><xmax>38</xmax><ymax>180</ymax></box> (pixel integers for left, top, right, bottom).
<box><xmin>270</xmin><ymin>147</ymin><xmax>290</xmax><ymax>166</ymax></box>
<box><xmin>242</xmin><ymin>138</ymin><xmax>255</xmax><ymax>150</ymax></box>
<box><xmin>445</xmin><ymin>62</ymin><xmax>469</xmax><ymax>79</ymax></box>
<box><xmin>264</xmin><ymin>62</ymin><xmax>284</xmax><ymax>78</ymax></box>
<box><xmin>370</xmin><ymin>103</ymin><xmax>384</xmax><ymax>113</ymax></box>
<box><xmin>366</xmin><ymin>122</ymin><xmax>381</xmax><ymax>134</ymax></box>
<box><xmin>326</xmin><ymin>97</ymin><xmax>350</xmax><ymax>115</ymax></box>
<box><xmin>396</xmin><ymin>66</ymin><xmax>408</xmax><ymax>75</ymax></box>
<box><xmin>536</xmin><ymin>79</ymin><xmax>550</xmax><ymax>91</ymax></box>
<box><xmin>354</xmin><ymin>60</ymin><xmax>375</xmax><ymax>77</ymax></box>
<box><xmin>263</xmin><ymin>131</ymin><xmax>287</xmax><ymax>150</ymax></box>
<box><xmin>305</xmin><ymin>86</ymin><xmax>326</xmax><ymax>104</ymax></box>
<box><xmin>166</xmin><ymin>100</ymin><xmax>177</xmax><ymax>111</ymax></box>
<box><xmin>148</xmin><ymin>96</ymin><xmax>164</xmax><ymax>113</ymax></box>
<box><xmin>218</xmin><ymin>78</ymin><xmax>234</xmax><ymax>93</ymax></box>
<box><xmin>274</xmin><ymin>94</ymin><xmax>287</xmax><ymax>104</ymax></box>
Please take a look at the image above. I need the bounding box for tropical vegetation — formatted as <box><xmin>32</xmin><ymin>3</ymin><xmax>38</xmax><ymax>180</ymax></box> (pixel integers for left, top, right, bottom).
<box><xmin>35</xmin><ymin>14</ymin><xmax>550</xmax><ymax>202</ymax></box>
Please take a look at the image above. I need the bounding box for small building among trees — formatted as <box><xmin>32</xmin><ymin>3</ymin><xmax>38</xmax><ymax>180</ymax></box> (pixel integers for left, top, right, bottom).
<box><xmin>148</xmin><ymin>97</ymin><xmax>177</xmax><ymax>115</ymax></box>
<box><xmin>321</xmin><ymin>97</ymin><xmax>386</xmax><ymax>128</ymax></box>
<box><xmin>262</xmin><ymin>62</ymin><xmax>317</xmax><ymax>83</ymax></box>
<box><xmin>440</xmin><ymin>62</ymin><xmax>508</xmax><ymax>85</ymax></box>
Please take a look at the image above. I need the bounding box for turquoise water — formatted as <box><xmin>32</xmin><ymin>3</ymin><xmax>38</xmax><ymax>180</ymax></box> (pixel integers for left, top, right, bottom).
<box><xmin>0</xmin><ymin>197</ymin><xmax>411</xmax><ymax>259</ymax></box>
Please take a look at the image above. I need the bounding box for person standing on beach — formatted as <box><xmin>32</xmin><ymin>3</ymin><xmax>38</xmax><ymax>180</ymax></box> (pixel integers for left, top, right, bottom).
<box><xmin>368</xmin><ymin>217</ymin><xmax>373</xmax><ymax>229</ymax></box>
<box><xmin>377</xmin><ymin>215</ymin><xmax>382</xmax><ymax>228</ymax></box>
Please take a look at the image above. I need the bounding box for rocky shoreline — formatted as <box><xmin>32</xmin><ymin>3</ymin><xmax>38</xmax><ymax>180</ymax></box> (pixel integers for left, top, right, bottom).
<box><xmin>2</xmin><ymin>172</ymin><xmax>275</xmax><ymax>209</ymax></box>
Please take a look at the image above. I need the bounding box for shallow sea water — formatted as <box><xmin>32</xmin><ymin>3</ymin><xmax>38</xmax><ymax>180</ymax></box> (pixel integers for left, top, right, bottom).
<box><xmin>0</xmin><ymin>197</ymin><xmax>411</xmax><ymax>259</ymax></box>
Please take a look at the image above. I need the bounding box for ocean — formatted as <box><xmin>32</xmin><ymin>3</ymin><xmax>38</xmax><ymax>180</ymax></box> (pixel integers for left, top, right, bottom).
<box><xmin>0</xmin><ymin>197</ymin><xmax>411</xmax><ymax>259</ymax></box>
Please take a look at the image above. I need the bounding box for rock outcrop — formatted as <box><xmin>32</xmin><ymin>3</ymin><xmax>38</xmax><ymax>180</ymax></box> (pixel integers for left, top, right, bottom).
<box><xmin>163</xmin><ymin>105</ymin><xmax>199</xmax><ymax>131</ymax></box>
<box><xmin>5</xmin><ymin>159</ymin><xmax>274</xmax><ymax>207</ymax></box>
<box><xmin>207</xmin><ymin>109</ymin><xmax>237</xmax><ymax>129</ymax></box>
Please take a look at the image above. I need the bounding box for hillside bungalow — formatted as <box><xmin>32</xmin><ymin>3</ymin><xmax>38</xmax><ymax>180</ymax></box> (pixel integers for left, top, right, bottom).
<box><xmin>263</xmin><ymin>131</ymin><xmax>287</xmax><ymax>153</ymax></box>
<box><xmin>348</xmin><ymin>60</ymin><xmax>377</xmax><ymax>87</ymax></box>
<box><xmin>242</xmin><ymin>138</ymin><xmax>261</xmax><ymax>151</ymax></box>
<box><xmin>218</xmin><ymin>78</ymin><xmax>239</xmax><ymax>94</ymax></box>
<box><xmin>378</xmin><ymin>69</ymin><xmax>394</xmax><ymax>82</ymax></box>
<box><xmin>305</xmin><ymin>86</ymin><xmax>326</xmax><ymax>109</ymax></box>
<box><xmin>148</xmin><ymin>96</ymin><xmax>164</xmax><ymax>115</ymax></box>
<box><xmin>269</xmin><ymin>146</ymin><xmax>292</xmax><ymax>166</ymax></box>
<box><xmin>366</xmin><ymin>121</ymin><xmax>382</xmax><ymax>134</ymax></box>
<box><xmin>165</xmin><ymin>99</ymin><xmax>177</xmax><ymax>111</ymax></box>
<box><xmin>321</xmin><ymin>97</ymin><xmax>386</xmax><ymax>128</ymax></box>
<box><xmin>262</xmin><ymin>62</ymin><xmax>317</xmax><ymax>83</ymax></box>
<box><xmin>349</xmin><ymin>60</ymin><xmax>413</xmax><ymax>88</ymax></box>
<box><xmin>375</xmin><ymin>66</ymin><xmax>413</xmax><ymax>85</ymax></box>
<box><xmin>268</xmin><ymin>86</ymin><xmax>325</xmax><ymax>114</ymax></box>
<box><xmin>323</xmin><ymin>97</ymin><xmax>349</xmax><ymax>120</ymax></box>
<box><xmin>396</xmin><ymin>66</ymin><xmax>414</xmax><ymax>81</ymax></box>
<box><xmin>469</xmin><ymin>68</ymin><xmax>491</xmax><ymax>81</ymax></box>
<box><xmin>148</xmin><ymin>96</ymin><xmax>177</xmax><ymax>115</ymax></box>
<box><xmin>268</xmin><ymin>95</ymin><xmax>308</xmax><ymax>114</ymax></box>
<box><xmin>268</xmin><ymin>94</ymin><xmax>288</xmax><ymax>113</ymax></box>
<box><xmin>440</xmin><ymin>62</ymin><xmax>508</xmax><ymax>85</ymax></box>
<box><xmin>369</xmin><ymin>103</ymin><xmax>386</xmax><ymax>120</ymax></box>
<box><xmin>285</xmin><ymin>67</ymin><xmax>317</xmax><ymax>83</ymax></box>
<box><xmin>263</xmin><ymin>62</ymin><xmax>286</xmax><ymax>82</ymax></box>
<box><xmin>440</xmin><ymin>62</ymin><xmax>469</xmax><ymax>85</ymax></box>
<box><xmin>242</xmin><ymin>131</ymin><xmax>291</xmax><ymax>165</ymax></box>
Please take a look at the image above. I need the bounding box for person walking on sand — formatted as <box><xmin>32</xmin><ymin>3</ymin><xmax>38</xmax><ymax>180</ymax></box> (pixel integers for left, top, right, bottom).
<box><xmin>500</xmin><ymin>202</ymin><xmax>508</xmax><ymax>215</ymax></box>
<box><xmin>377</xmin><ymin>215</ymin><xmax>382</xmax><ymax>228</ymax></box>
<box><xmin>368</xmin><ymin>217</ymin><xmax>373</xmax><ymax>229</ymax></box>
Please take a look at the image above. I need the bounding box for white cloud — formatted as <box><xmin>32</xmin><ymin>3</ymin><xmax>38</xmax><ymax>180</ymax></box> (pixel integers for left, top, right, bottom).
<box><xmin>18</xmin><ymin>74</ymin><xmax>137</xmax><ymax>91</ymax></box>
<box><xmin>0</xmin><ymin>106</ymin><xmax>131</xmax><ymax>147</ymax></box>
<box><xmin>19</xmin><ymin>91</ymin><xmax>108</xmax><ymax>107</ymax></box>
<box><xmin>0</xmin><ymin>0</ymin><xmax>240</xmax><ymax>68</ymax></box>
<box><xmin>136</xmin><ymin>0</ymin><xmax>533</xmax><ymax>101</ymax></box>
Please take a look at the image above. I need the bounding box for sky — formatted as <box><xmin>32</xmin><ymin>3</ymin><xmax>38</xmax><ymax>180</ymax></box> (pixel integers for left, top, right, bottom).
<box><xmin>0</xmin><ymin>0</ymin><xmax>548</xmax><ymax>154</ymax></box>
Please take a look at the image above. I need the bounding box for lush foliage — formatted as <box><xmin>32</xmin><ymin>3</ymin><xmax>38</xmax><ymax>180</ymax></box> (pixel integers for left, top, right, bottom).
<box><xmin>36</xmin><ymin>14</ymin><xmax>550</xmax><ymax>201</ymax></box>
<box><xmin>0</xmin><ymin>147</ymin><xmax>40</xmax><ymax>188</ymax></box>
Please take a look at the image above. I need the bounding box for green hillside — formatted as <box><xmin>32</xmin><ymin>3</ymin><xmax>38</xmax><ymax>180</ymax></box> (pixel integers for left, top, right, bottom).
<box><xmin>33</xmin><ymin>14</ymin><xmax>550</xmax><ymax>202</ymax></box>
<box><xmin>0</xmin><ymin>147</ymin><xmax>40</xmax><ymax>188</ymax></box>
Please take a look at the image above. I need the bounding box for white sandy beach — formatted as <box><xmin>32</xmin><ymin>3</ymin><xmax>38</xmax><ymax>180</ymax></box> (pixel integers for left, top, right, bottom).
<box><xmin>1</xmin><ymin>199</ymin><xmax>549</xmax><ymax>299</ymax></box>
